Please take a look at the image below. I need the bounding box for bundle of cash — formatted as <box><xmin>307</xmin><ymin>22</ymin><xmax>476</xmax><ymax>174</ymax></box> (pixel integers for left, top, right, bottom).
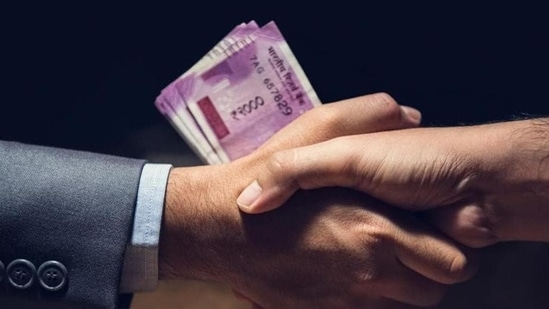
<box><xmin>155</xmin><ymin>21</ymin><xmax>321</xmax><ymax>164</ymax></box>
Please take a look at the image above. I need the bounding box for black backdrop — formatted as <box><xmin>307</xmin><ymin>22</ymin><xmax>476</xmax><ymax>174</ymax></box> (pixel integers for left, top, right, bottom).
<box><xmin>2</xmin><ymin>3</ymin><xmax>549</xmax><ymax>308</ymax></box>
<box><xmin>2</xmin><ymin>2</ymin><xmax>547</xmax><ymax>159</ymax></box>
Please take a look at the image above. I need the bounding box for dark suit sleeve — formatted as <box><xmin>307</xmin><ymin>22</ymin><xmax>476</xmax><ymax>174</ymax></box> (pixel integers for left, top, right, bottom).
<box><xmin>0</xmin><ymin>140</ymin><xmax>146</xmax><ymax>309</ymax></box>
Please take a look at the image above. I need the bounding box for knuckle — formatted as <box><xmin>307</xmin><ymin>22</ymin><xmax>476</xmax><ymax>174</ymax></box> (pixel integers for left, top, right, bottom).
<box><xmin>371</xmin><ymin>92</ymin><xmax>398</xmax><ymax>106</ymax></box>
<box><xmin>357</xmin><ymin>216</ymin><xmax>394</xmax><ymax>249</ymax></box>
<box><xmin>368</xmin><ymin>92</ymin><xmax>403</xmax><ymax>123</ymax></box>
<box><xmin>336</xmin><ymin>140</ymin><xmax>366</xmax><ymax>188</ymax></box>
<box><xmin>310</xmin><ymin>105</ymin><xmax>341</xmax><ymax>129</ymax></box>
<box><xmin>362</xmin><ymin>228</ymin><xmax>390</xmax><ymax>252</ymax></box>
<box><xmin>352</xmin><ymin>266</ymin><xmax>382</xmax><ymax>286</ymax></box>
<box><xmin>349</xmin><ymin>232</ymin><xmax>390</xmax><ymax>284</ymax></box>
<box><xmin>267</xmin><ymin>150</ymin><xmax>295</xmax><ymax>176</ymax></box>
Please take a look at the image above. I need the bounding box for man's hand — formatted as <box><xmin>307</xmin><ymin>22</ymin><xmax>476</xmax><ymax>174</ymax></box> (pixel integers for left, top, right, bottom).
<box><xmin>165</xmin><ymin>181</ymin><xmax>474</xmax><ymax>308</ymax></box>
<box><xmin>236</xmin><ymin>118</ymin><xmax>549</xmax><ymax>248</ymax></box>
<box><xmin>157</xmin><ymin>94</ymin><xmax>476</xmax><ymax>309</ymax></box>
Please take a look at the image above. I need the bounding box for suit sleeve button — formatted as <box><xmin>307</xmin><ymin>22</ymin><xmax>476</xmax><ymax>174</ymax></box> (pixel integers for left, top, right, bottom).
<box><xmin>7</xmin><ymin>259</ymin><xmax>36</xmax><ymax>289</ymax></box>
<box><xmin>37</xmin><ymin>261</ymin><xmax>68</xmax><ymax>292</ymax></box>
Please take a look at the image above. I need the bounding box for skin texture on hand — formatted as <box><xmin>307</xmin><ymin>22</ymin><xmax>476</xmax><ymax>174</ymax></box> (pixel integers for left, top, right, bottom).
<box><xmin>237</xmin><ymin>117</ymin><xmax>549</xmax><ymax>248</ymax></box>
<box><xmin>160</xmin><ymin>161</ymin><xmax>475</xmax><ymax>309</ymax></box>
<box><xmin>158</xmin><ymin>93</ymin><xmax>477</xmax><ymax>308</ymax></box>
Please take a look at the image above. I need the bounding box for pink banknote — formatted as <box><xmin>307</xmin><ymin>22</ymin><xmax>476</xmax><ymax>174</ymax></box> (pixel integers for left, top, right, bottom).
<box><xmin>156</xmin><ymin>21</ymin><xmax>321</xmax><ymax>163</ymax></box>
<box><xmin>156</xmin><ymin>21</ymin><xmax>261</xmax><ymax>164</ymax></box>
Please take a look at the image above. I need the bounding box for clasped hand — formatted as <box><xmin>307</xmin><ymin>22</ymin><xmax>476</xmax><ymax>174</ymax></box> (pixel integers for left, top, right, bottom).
<box><xmin>161</xmin><ymin>93</ymin><xmax>482</xmax><ymax>309</ymax></box>
<box><xmin>235</xmin><ymin>94</ymin><xmax>549</xmax><ymax>307</ymax></box>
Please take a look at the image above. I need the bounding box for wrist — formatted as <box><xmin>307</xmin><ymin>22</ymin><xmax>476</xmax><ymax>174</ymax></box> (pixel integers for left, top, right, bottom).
<box><xmin>474</xmin><ymin>118</ymin><xmax>549</xmax><ymax>242</ymax></box>
<box><xmin>159</xmin><ymin>166</ymin><xmax>230</xmax><ymax>282</ymax></box>
<box><xmin>158</xmin><ymin>163</ymin><xmax>253</xmax><ymax>283</ymax></box>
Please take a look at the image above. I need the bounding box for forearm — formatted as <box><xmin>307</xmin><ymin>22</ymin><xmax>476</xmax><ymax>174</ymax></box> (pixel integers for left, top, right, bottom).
<box><xmin>476</xmin><ymin>118</ymin><xmax>549</xmax><ymax>242</ymax></box>
<box><xmin>424</xmin><ymin>118</ymin><xmax>549</xmax><ymax>245</ymax></box>
<box><xmin>508</xmin><ymin>117</ymin><xmax>549</xmax><ymax>183</ymax></box>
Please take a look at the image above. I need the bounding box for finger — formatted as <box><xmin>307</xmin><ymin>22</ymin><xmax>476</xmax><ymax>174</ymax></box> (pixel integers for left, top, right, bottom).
<box><xmin>394</xmin><ymin>219</ymin><xmax>479</xmax><ymax>285</ymax></box>
<box><xmin>375</xmin><ymin>261</ymin><xmax>446</xmax><ymax>307</ymax></box>
<box><xmin>256</xmin><ymin>92</ymin><xmax>421</xmax><ymax>155</ymax></box>
<box><xmin>426</xmin><ymin>202</ymin><xmax>498</xmax><ymax>248</ymax></box>
<box><xmin>238</xmin><ymin>93</ymin><xmax>422</xmax><ymax>213</ymax></box>
<box><xmin>378</xmin><ymin>261</ymin><xmax>447</xmax><ymax>307</ymax></box>
<box><xmin>237</xmin><ymin>138</ymin><xmax>363</xmax><ymax>213</ymax></box>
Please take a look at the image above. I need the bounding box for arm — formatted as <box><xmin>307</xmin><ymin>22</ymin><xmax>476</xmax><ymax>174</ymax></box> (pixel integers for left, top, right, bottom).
<box><xmin>1</xmin><ymin>93</ymin><xmax>473</xmax><ymax>309</ymax></box>
<box><xmin>0</xmin><ymin>141</ymin><xmax>145</xmax><ymax>309</ymax></box>
<box><xmin>156</xmin><ymin>94</ymin><xmax>476</xmax><ymax>309</ymax></box>
<box><xmin>0</xmin><ymin>93</ymin><xmax>416</xmax><ymax>309</ymax></box>
<box><xmin>236</xmin><ymin>117</ymin><xmax>549</xmax><ymax>248</ymax></box>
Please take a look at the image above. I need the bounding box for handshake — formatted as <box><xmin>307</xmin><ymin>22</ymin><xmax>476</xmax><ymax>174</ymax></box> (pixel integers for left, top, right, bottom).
<box><xmin>152</xmin><ymin>21</ymin><xmax>549</xmax><ymax>308</ymax></box>
<box><xmin>159</xmin><ymin>93</ymin><xmax>549</xmax><ymax>309</ymax></box>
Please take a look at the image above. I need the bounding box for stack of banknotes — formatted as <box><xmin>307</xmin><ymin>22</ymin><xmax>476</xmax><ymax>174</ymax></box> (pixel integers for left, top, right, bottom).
<box><xmin>155</xmin><ymin>21</ymin><xmax>321</xmax><ymax>164</ymax></box>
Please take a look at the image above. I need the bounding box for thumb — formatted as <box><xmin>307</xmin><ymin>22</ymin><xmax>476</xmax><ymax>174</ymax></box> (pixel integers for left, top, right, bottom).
<box><xmin>237</xmin><ymin>138</ymin><xmax>363</xmax><ymax>213</ymax></box>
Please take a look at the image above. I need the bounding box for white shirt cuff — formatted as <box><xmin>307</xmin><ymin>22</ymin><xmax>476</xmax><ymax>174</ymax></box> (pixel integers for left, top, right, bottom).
<box><xmin>120</xmin><ymin>163</ymin><xmax>172</xmax><ymax>293</ymax></box>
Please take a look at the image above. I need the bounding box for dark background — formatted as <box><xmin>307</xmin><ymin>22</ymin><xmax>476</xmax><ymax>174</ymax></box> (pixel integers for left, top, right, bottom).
<box><xmin>2</xmin><ymin>3</ymin><xmax>549</xmax><ymax>308</ymax></box>
<box><xmin>1</xmin><ymin>3</ymin><xmax>547</xmax><ymax>158</ymax></box>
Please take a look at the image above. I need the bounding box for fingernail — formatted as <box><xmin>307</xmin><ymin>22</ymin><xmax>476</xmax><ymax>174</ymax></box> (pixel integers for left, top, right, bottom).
<box><xmin>237</xmin><ymin>180</ymin><xmax>262</xmax><ymax>209</ymax></box>
<box><xmin>400</xmin><ymin>105</ymin><xmax>422</xmax><ymax>123</ymax></box>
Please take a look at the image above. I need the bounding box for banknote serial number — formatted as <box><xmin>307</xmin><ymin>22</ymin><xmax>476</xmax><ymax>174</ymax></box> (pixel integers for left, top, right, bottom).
<box><xmin>230</xmin><ymin>96</ymin><xmax>265</xmax><ymax>120</ymax></box>
<box><xmin>263</xmin><ymin>78</ymin><xmax>292</xmax><ymax>116</ymax></box>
